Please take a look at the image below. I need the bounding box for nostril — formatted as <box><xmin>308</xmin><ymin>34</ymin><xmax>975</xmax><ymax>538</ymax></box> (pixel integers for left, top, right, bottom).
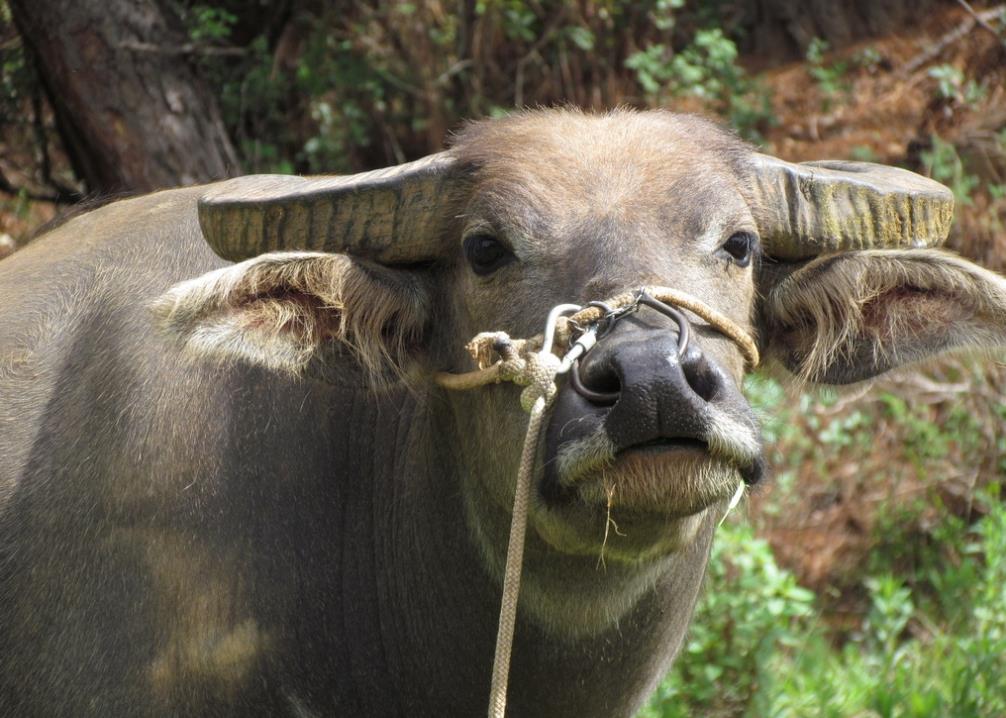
<box><xmin>681</xmin><ymin>353</ymin><xmax>721</xmax><ymax>403</ymax></box>
<box><xmin>570</xmin><ymin>356</ymin><xmax>621</xmax><ymax>406</ymax></box>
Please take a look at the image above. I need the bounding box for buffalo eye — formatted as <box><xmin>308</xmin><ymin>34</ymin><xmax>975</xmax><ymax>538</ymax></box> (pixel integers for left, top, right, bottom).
<box><xmin>463</xmin><ymin>233</ymin><xmax>515</xmax><ymax>276</ymax></box>
<box><xmin>720</xmin><ymin>231</ymin><xmax>756</xmax><ymax>267</ymax></box>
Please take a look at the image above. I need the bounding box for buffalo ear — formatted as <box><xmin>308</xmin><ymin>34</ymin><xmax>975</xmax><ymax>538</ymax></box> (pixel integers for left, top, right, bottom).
<box><xmin>757</xmin><ymin>249</ymin><xmax>1006</xmax><ymax>384</ymax></box>
<box><xmin>151</xmin><ymin>252</ymin><xmax>430</xmax><ymax>388</ymax></box>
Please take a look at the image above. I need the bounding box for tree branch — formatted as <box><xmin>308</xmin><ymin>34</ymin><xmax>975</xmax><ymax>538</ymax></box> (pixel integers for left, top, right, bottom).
<box><xmin>29</xmin><ymin>81</ymin><xmax>81</xmax><ymax>201</ymax></box>
<box><xmin>955</xmin><ymin>0</ymin><xmax>1006</xmax><ymax>45</ymax></box>
<box><xmin>0</xmin><ymin>166</ymin><xmax>77</xmax><ymax>204</ymax></box>
<box><xmin>118</xmin><ymin>40</ymin><xmax>247</xmax><ymax>57</ymax></box>
<box><xmin>901</xmin><ymin>5</ymin><xmax>1006</xmax><ymax>75</ymax></box>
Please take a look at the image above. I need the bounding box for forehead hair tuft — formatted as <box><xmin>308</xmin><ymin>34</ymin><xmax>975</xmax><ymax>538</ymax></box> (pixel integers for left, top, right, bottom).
<box><xmin>450</xmin><ymin>107</ymin><xmax>751</xmax><ymax>179</ymax></box>
<box><xmin>446</xmin><ymin>108</ymin><xmax>755</xmax><ymax>249</ymax></box>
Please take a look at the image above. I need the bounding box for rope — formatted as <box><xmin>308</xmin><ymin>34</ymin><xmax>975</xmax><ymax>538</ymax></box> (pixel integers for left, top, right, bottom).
<box><xmin>434</xmin><ymin>286</ymin><xmax>758</xmax><ymax>392</ymax></box>
<box><xmin>431</xmin><ymin>287</ymin><xmax>760</xmax><ymax>718</ymax></box>
<box><xmin>487</xmin><ymin>394</ymin><xmax>549</xmax><ymax>717</ymax></box>
<box><xmin>562</xmin><ymin>286</ymin><xmax>760</xmax><ymax>369</ymax></box>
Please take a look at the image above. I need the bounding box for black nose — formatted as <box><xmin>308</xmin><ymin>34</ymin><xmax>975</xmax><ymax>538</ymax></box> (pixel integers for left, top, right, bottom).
<box><xmin>541</xmin><ymin>309</ymin><xmax>764</xmax><ymax>505</ymax></box>
<box><xmin>576</xmin><ymin>330</ymin><xmax>726</xmax><ymax>449</ymax></box>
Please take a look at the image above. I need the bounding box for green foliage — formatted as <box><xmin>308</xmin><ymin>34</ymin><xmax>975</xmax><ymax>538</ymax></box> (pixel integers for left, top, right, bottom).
<box><xmin>624</xmin><ymin>44</ymin><xmax>671</xmax><ymax>96</ymax></box>
<box><xmin>172</xmin><ymin>0</ymin><xmax>785</xmax><ymax>172</ymax></box>
<box><xmin>853</xmin><ymin>46</ymin><xmax>884</xmax><ymax>73</ymax></box>
<box><xmin>644</xmin><ymin>364</ymin><xmax>1006</xmax><ymax>716</ymax></box>
<box><xmin>638</xmin><ymin>521</ymin><xmax>816</xmax><ymax>718</ymax></box>
<box><xmin>0</xmin><ymin>3</ymin><xmax>32</xmax><ymax>126</ymax></box>
<box><xmin>641</xmin><ymin>494</ymin><xmax>1006</xmax><ymax>718</ymax></box>
<box><xmin>849</xmin><ymin>144</ymin><xmax>879</xmax><ymax>162</ymax></box>
<box><xmin>650</xmin><ymin>0</ymin><xmax>684</xmax><ymax>31</ymax></box>
<box><xmin>921</xmin><ymin>134</ymin><xmax>979</xmax><ymax>207</ymax></box>
<box><xmin>187</xmin><ymin>4</ymin><xmax>237</xmax><ymax>42</ymax></box>
<box><xmin>806</xmin><ymin>38</ymin><xmax>850</xmax><ymax>109</ymax></box>
<box><xmin>486</xmin><ymin>0</ymin><xmax>540</xmax><ymax>42</ymax></box>
<box><xmin>0</xmin><ymin>187</ymin><xmax>30</xmax><ymax>221</ymax></box>
<box><xmin>928</xmin><ymin>64</ymin><xmax>986</xmax><ymax>106</ymax></box>
<box><xmin>626</xmin><ymin>28</ymin><xmax>775</xmax><ymax>141</ymax></box>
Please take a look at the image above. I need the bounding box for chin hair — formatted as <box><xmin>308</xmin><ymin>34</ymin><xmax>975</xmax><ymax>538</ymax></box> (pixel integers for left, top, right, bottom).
<box><xmin>577</xmin><ymin>456</ymin><xmax>741</xmax><ymax>516</ymax></box>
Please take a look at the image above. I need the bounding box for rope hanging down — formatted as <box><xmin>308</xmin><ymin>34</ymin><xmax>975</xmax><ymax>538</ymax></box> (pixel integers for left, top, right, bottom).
<box><xmin>433</xmin><ymin>287</ymin><xmax>760</xmax><ymax>718</ymax></box>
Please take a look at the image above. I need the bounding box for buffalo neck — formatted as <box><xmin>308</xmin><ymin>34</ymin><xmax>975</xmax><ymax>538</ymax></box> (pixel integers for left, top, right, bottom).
<box><xmin>314</xmin><ymin>382</ymin><xmax>718</xmax><ymax>716</ymax></box>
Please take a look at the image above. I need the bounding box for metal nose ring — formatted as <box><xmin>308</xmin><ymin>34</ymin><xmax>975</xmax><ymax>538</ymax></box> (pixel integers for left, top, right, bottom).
<box><xmin>637</xmin><ymin>291</ymin><xmax>690</xmax><ymax>356</ymax></box>
<box><xmin>570</xmin><ymin>291</ymin><xmax>691</xmax><ymax>406</ymax></box>
<box><xmin>569</xmin><ymin>358</ymin><xmax>619</xmax><ymax>405</ymax></box>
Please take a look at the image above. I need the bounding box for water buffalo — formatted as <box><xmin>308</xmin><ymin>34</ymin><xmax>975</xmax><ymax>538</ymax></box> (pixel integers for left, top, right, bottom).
<box><xmin>2</xmin><ymin>109</ymin><xmax>1004</xmax><ymax>716</ymax></box>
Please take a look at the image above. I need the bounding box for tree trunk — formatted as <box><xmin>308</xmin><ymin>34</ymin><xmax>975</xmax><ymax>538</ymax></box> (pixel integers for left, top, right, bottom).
<box><xmin>747</xmin><ymin>0</ymin><xmax>939</xmax><ymax>59</ymax></box>
<box><xmin>9</xmin><ymin>0</ymin><xmax>240</xmax><ymax>194</ymax></box>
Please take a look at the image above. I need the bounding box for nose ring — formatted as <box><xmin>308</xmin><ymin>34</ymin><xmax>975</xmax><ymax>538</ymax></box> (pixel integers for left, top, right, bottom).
<box><xmin>570</xmin><ymin>291</ymin><xmax>690</xmax><ymax>405</ymax></box>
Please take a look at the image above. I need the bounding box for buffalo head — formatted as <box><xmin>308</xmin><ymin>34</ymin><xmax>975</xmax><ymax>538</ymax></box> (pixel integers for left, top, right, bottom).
<box><xmin>155</xmin><ymin>109</ymin><xmax>1004</xmax><ymax>635</ymax></box>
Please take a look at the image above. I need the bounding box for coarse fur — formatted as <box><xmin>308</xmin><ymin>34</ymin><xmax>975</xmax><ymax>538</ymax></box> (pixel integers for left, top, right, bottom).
<box><xmin>763</xmin><ymin>248</ymin><xmax>1006</xmax><ymax>384</ymax></box>
<box><xmin>153</xmin><ymin>251</ymin><xmax>430</xmax><ymax>388</ymax></box>
<box><xmin>2</xmin><ymin>108</ymin><xmax>1005</xmax><ymax>717</ymax></box>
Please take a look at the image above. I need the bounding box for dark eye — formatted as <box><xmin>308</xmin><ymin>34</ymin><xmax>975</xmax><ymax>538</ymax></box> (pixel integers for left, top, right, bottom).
<box><xmin>463</xmin><ymin>233</ymin><xmax>515</xmax><ymax>276</ymax></box>
<box><xmin>720</xmin><ymin>231</ymin><xmax>756</xmax><ymax>267</ymax></box>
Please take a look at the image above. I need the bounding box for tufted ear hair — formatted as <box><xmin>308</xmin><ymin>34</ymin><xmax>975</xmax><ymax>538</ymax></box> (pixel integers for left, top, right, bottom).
<box><xmin>151</xmin><ymin>252</ymin><xmax>431</xmax><ymax>388</ymax></box>
<box><xmin>757</xmin><ymin>249</ymin><xmax>1006</xmax><ymax>385</ymax></box>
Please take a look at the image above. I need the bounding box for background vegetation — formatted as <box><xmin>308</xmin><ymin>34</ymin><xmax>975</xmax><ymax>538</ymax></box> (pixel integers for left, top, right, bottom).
<box><xmin>1</xmin><ymin>1</ymin><xmax>1005</xmax><ymax>715</ymax></box>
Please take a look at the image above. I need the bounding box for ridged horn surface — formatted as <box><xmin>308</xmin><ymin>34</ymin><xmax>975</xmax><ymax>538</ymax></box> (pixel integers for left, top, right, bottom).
<box><xmin>751</xmin><ymin>154</ymin><xmax>954</xmax><ymax>260</ymax></box>
<box><xmin>198</xmin><ymin>152</ymin><xmax>455</xmax><ymax>263</ymax></box>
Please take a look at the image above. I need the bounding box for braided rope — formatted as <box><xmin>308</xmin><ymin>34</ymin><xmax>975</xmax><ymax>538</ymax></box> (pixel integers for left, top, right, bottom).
<box><xmin>563</xmin><ymin>286</ymin><xmax>759</xmax><ymax>369</ymax></box>
<box><xmin>432</xmin><ymin>287</ymin><xmax>759</xmax><ymax>718</ymax></box>
<box><xmin>487</xmin><ymin>394</ymin><xmax>549</xmax><ymax>717</ymax></box>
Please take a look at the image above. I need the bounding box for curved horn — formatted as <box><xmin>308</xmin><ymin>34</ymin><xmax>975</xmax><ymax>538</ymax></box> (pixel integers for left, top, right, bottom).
<box><xmin>751</xmin><ymin>154</ymin><xmax>954</xmax><ymax>261</ymax></box>
<box><xmin>198</xmin><ymin>152</ymin><xmax>455</xmax><ymax>264</ymax></box>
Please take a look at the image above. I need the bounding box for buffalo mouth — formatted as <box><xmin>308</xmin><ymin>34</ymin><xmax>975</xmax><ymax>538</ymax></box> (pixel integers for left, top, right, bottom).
<box><xmin>540</xmin><ymin>391</ymin><xmax>764</xmax><ymax>520</ymax></box>
<box><xmin>545</xmin><ymin>434</ymin><xmax>743</xmax><ymax>514</ymax></box>
<box><xmin>532</xmin><ymin>425</ymin><xmax>759</xmax><ymax>560</ymax></box>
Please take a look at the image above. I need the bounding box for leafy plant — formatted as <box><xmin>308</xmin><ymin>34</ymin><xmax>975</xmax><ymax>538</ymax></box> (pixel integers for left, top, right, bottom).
<box><xmin>649</xmin><ymin>0</ymin><xmax>683</xmax><ymax>31</ymax></box>
<box><xmin>626</xmin><ymin>28</ymin><xmax>775</xmax><ymax>141</ymax></box>
<box><xmin>921</xmin><ymin>134</ymin><xmax>979</xmax><ymax>206</ymax></box>
<box><xmin>187</xmin><ymin>4</ymin><xmax>237</xmax><ymax>42</ymax></box>
<box><xmin>854</xmin><ymin>46</ymin><xmax>884</xmax><ymax>73</ymax></box>
<box><xmin>641</xmin><ymin>495</ymin><xmax>1006</xmax><ymax>718</ymax></box>
<box><xmin>850</xmin><ymin>144</ymin><xmax>879</xmax><ymax>162</ymax></box>
<box><xmin>639</xmin><ymin>521</ymin><xmax>816</xmax><ymax>718</ymax></box>
<box><xmin>928</xmin><ymin>64</ymin><xmax>986</xmax><ymax>106</ymax></box>
<box><xmin>806</xmin><ymin>38</ymin><xmax>849</xmax><ymax>109</ymax></box>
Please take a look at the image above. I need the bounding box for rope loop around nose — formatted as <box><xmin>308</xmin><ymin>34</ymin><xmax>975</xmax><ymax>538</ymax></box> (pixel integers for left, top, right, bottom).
<box><xmin>561</xmin><ymin>286</ymin><xmax>759</xmax><ymax>369</ymax></box>
<box><xmin>434</xmin><ymin>286</ymin><xmax>759</xmax><ymax>394</ymax></box>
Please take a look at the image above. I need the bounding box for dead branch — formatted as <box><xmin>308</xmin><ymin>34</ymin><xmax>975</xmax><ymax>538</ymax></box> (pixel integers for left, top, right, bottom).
<box><xmin>955</xmin><ymin>0</ymin><xmax>1006</xmax><ymax>45</ymax></box>
<box><xmin>901</xmin><ymin>5</ymin><xmax>1006</xmax><ymax>75</ymax></box>
<box><xmin>118</xmin><ymin>41</ymin><xmax>247</xmax><ymax>57</ymax></box>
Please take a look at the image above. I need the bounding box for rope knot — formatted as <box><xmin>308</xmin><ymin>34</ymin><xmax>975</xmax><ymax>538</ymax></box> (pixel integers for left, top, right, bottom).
<box><xmin>518</xmin><ymin>350</ymin><xmax>562</xmax><ymax>413</ymax></box>
<box><xmin>466</xmin><ymin>332</ymin><xmax>518</xmax><ymax>370</ymax></box>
